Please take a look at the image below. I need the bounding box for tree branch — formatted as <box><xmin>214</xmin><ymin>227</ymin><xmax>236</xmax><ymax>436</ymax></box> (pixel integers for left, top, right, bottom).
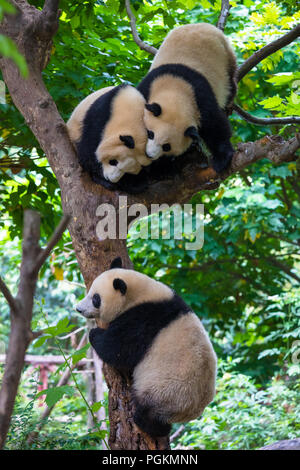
<box><xmin>217</xmin><ymin>0</ymin><xmax>231</xmax><ymax>31</ymax></box>
<box><xmin>0</xmin><ymin>210</ymin><xmax>73</xmax><ymax>449</ymax></box>
<box><xmin>125</xmin><ymin>0</ymin><xmax>157</xmax><ymax>55</ymax></box>
<box><xmin>233</xmin><ymin>103</ymin><xmax>300</xmax><ymax>126</ymax></box>
<box><xmin>34</xmin><ymin>214</ymin><xmax>70</xmax><ymax>272</ymax></box>
<box><xmin>42</xmin><ymin>0</ymin><xmax>60</xmax><ymax>18</ymax></box>
<box><xmin>131</xmin><ymin>133</ymin><xmax>300</xmax><ymax>207</ymax></box>
<box><xmin>238</xmin><ymin>24</ymin><xmax>300</xmax><ymax>82</ymax></box>
<box><xmin>0</xmin><ymin>277</ymin><xmax>18</xmax><ymax>313</ymax></box>
<box><xmin>266</xmin><ymin>257</ymin><xmax>300</xmax><ymax>284</ymax></box>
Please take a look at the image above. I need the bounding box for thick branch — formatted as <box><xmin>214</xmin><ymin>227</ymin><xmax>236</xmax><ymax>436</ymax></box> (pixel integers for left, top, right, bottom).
<box><xmin>42</xmin><ymin>0</ymin><xmax>60</xmax><ymax>18</ymax></box>
<box><xmin>238</xmin><ymin>24</ymin><xmax>300</xmax><ymax>82</ymax></box>
<box><xmin>233</xmin><ymin>104</ymin><xmax>300</xmax><ymax>126</ymax></box>
<box><xmin>125</xmin><ymin>0</ymin><xmax>157</xmax><ymax>55</ymax></box>
<box><xmin>131</xmin><ymin>133</ymin><xmax>300</xmax><ymax>207</ymax></box>
<box><xmin>217</xmin><ymin>0</ymin><xmax>231</xmax><ymax>31</ymax></box>
<box><xmin>34</xmin><ymin>214</ymin><xmax>70</xmax><ymax>272</ymax></box>
<box><xmin>0</xmin><ymin>210</ymin><xmax>72</xmax><ymax>449</ymax></box>
<box><xmin>0</xmin><ymin>277</ymin><xmax>18</xmax><ymax>313</ymax></box>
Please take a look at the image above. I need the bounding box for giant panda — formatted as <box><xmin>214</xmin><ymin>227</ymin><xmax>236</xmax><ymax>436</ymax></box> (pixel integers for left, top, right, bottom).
<box><xmin>76</xmin><ymin>257</ymin><xmax>217</xmax><ymax>437</ymax></box>
<box><xmin>137</xmin><ymin>23</ymin><xmax>237</xmax><ymax>173</ymax></box>
<box><xmin>67</xmin><ymin>85</ymin><xmax>151</xmax><ymax>193</ymax></box>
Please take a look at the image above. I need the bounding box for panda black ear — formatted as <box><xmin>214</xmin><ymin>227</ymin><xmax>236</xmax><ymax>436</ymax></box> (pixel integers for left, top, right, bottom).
<box><xmin>145</xmin><ymin>102</ymin><xmax>162</xmax><ymax>117</ymax></box>
<box><xmin>184</xmin><ymin>126</ymin><xmax>201</xmax><ymax>148</ymax></box>
<box><xmin>120</xmin><ymin>135</ymin><xmax>135</xmax><ymax>149</ymax></box>
<box><xmin>110</xmin><ymin>257</ymin><xmax>123</xmax><ymax>269</ymax></box>
<box><xmin>113</xmin><ymin>278</ymin><xmax>127</xmax><ymax>295</ymax></box>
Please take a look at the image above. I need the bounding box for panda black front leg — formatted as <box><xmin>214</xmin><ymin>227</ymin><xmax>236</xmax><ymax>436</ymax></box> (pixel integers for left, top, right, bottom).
<box><xmin>200</xmin><ymin>108</ymin><xmax>234</xmax><ymax>174</ymax></box>
<box><xmin>133</xmin><ymin>401</ymin><xmax>171</xmax><ymax>437</ymax></box>
<box><xmin>89</xmin><ymin>327</ymin><xmax>106</xmax><ymax>356</ymax></box>
<box><xmin>210</xmin><ymin>140</ymin><xmax>234</xmax><ymax>174</ymax></box>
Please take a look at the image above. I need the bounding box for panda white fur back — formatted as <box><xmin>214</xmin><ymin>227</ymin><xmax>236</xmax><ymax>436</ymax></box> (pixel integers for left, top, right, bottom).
<box><xmin>138</xmin><ymin>23</ymin><xmax>237</xmax><ymax>173</ymax></box>
<box><xmin>150</xmin><ymin>23</ymin><xmax>236</xmax><ymax>109</ymax></box>
<box><xmin>67</xmin><ymin>85</ymin><xmax>151</xmax><ymax>193</ymax></box>
<box><xmin>76</xmin><ymin>257</ymin><xmax>217</xmax><ymax>437</ymax></box>
<box><xmin>67</xmin><ymin>86</ymin><xmax>114</xmax><ymax>143</ymax></box>
<box><xmin>133</xmin><ymin>312</ymin><xmax>216</xmax><ymax>424</ymax></box>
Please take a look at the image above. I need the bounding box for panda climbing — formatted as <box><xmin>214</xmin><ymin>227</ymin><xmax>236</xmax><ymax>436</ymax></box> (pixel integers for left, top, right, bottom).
<box><xmin>67</xmin><ymin>85</ymin><xmax>151</xmax><ymax>193</ymax></box>
<box><xmin>76</xmin><ymin>257</ymin><xmax>217</xmax><ymax>437</ymax></box>
<box><xmin>138</xmin><ymin>23</ymin><xmax>237</xmax><ymax>173</ymax></box>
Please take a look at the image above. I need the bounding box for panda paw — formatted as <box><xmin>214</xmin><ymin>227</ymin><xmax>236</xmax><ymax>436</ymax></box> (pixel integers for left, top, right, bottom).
<box><xmin>89</xmin><ymin>327</ymin><xmax>103</xmax><ymax>345</ymax></box>
<box><xmin>212</xmin><ymin>144</ymin><xmax>234</xmax><ymax>174</ymax></box>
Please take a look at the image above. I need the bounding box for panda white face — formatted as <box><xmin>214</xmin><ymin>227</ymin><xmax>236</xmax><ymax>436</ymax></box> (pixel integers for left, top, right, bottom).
<box><xmin>75</xmin><ymin>259</ymin><xmax>173</xmax><ymax>324</ymax></box>
<box><xmin>76</xmin><ymin>269</ymin><xmax>128</xmax><ymax>322</ymax></box>
<box><xmin>97</xmin><ymin>133</ymin><xmax>151</xmax><ymax>183</ymax></box>
<box><xmin>144</xmin><ymin>103</ymin><xmax>199</xmax><ymax>160</ymax></box>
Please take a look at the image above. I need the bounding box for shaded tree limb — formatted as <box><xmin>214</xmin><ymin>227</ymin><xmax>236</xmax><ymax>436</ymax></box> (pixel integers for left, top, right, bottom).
<box><xmin>266</xmin><ymin>257</ymin><xmax>300</xmax><ymax>284</ymax></box>
<box><xmin>34</xmin><ymin>214</ymin><xmax>70</xmax><ymax>272</ymax></box>
<box><xmin>0</xmin><ymin>277</ymin><xmax>18</xmax><ymax>313</ymax></box>
<box><xmin>238</xmin><ymin>23</ymin><xmax>300</xmax><ymax>82</ymax></box>
<box><xmin>0</xmin><ymin>210</ymin><xmax>69</xmax><ymax>449</ymax></box>
<box><xmin>217</xmin><ymin>0</ymin><xmax>231</xmax><ymax>31</ymax></box>
<box><xmin>233</xmin><ymin>103</ymin><xmax>300</xmax><ymax>126</ymax></box>
<box><xmin>125</xmin><ymin>0</ymin><xmax>157</xmax><ymax>55</ymax></box>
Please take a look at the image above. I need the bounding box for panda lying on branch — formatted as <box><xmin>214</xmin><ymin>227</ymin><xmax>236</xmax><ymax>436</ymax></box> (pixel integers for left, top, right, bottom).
<box><xmin>67</xmin><ymin>23</ymin><xmax>236</xmax><ymax>194</ymax></box>
<box><xmin>76</xmin><ymin>257</ymin><xmax>217</xmax><ymax>438</ymax></box>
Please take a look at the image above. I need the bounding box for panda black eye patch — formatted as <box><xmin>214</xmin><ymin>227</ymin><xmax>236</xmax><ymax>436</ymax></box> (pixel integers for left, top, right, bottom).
<box><xmin>119</xmin><ymin>135</ymin><xmax>135</xmax><ymax>149</ymax></box>
<box><xmin>162</xmin><ymin>143</ymin><xmax>171</xmax><ymax>152</ymax></box>
<box><xmin>147</xmin><ymin>130</ymin><xmax>154</xmax><ymax>140</ymax></box>
<box><xmin>92</xmin><ymin>293</ymin><xmax>101</xmax><ymax>309</ymax></box>
<box><xmin>109</xmin><ymin>159</ymin><xmax>118</xmax><ymax>166</ymax></box>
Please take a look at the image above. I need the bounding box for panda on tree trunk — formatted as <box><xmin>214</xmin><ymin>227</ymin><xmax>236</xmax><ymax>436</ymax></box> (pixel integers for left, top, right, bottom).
<box><xmin>138</xmin><ymin>23</ymin><xmax>237</xmax><ymax>173</ymax></box>
<box><xmin>76</xmin><ymin>257</ymin><xmax>217</xmax><ymax>438</ymax></box>
<box><xmin>66</xmin><ymin>85</ymin><xmax>152</xmax><ymax>194</ymax></box>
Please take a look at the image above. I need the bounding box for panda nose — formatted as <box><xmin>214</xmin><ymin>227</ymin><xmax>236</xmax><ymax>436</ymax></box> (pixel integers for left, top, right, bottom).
<box><xmin>76</xmin><ymin>306</ymin><xmax>83</xmax><ymax>313</ymax></box>
<box><xmin>145</xmin><ymin>151</ymin><xmax>155</xmax><ymax>159</ymax></box>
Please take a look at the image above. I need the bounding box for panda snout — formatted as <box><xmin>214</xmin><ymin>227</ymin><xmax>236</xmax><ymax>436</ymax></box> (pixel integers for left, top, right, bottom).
<box><xmin>146</xmin><ymin>141</ymin><xmax>162</xmax><ymax>160</ymax></box>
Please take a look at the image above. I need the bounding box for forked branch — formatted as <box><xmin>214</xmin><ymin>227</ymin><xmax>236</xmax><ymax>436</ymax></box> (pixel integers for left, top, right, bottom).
<box><xmin>0</xmin><ymin>277</ymin><xmax>18</xmax><ymax>313</ymax></box>
<box><xmin>34</xmin><ymin>214</ymin><xmax>70</xmax><ymax>272</ymax></box>
<box><xmin>0</xmin><ymin>210</ymin><xmax>70</xmax><ymax>449</ymax></box>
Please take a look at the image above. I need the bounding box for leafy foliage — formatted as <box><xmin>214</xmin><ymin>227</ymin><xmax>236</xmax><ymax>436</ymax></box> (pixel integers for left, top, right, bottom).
<box><xmin>175</xmin><ymin>361</ymin><xmax>300</xmax><ymax>450</ymax></box>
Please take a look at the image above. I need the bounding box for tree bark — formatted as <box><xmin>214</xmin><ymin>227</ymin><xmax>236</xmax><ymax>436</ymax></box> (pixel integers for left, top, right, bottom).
<box><xmin>0</xmin><ymin>0</ymin><xmax>299</xmax><ymax>450</ymax></box>
<box><xmin>260</xmin><ymin>438</ymin><xmax>300</xmax><ymax>450</ymax></box>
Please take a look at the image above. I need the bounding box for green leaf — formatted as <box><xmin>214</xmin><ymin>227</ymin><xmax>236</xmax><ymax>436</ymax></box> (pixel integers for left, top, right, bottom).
<box><xmin>0</xmin><ymin>35</ymin><xmax>28</xmax><ymax>77</ymax></box>
<box><xmin>71</xmin><ymin>344</ymin><xmax>90</xmax><ymax>365</ymax></box>
<box><xmin>259</xmin><ymin>95</ymin><xmax>282</xmax><ymax>110</ymax></box>
<box><xmin>36</xmin><ymin>385</ymin><xmax>74</xmax><ymax>407</ymax></box>
<box><xmin>33</xmin><ymin>335</ymin><xmax>51</xmax><ymax>348</ymax></box>
<box><xmin>91</xmin><ymin>401</ymin><xmax>103</xmax><ymax>413</ymax></box>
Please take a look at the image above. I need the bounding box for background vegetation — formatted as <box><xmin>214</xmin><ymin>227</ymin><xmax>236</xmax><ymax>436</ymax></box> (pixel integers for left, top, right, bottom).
<box><xmin>0</xmin><ymin>0</ymin><xmax>299</xmax><ymax>449</ymax></box>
